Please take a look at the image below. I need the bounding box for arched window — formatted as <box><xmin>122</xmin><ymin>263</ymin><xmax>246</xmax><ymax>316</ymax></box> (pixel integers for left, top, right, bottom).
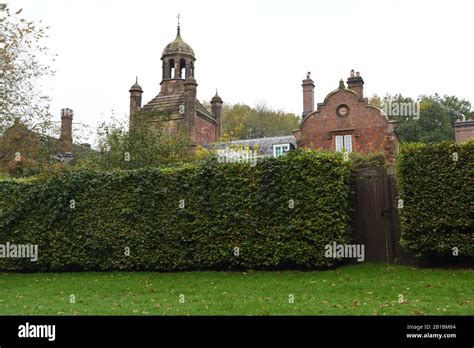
<box><xmin>169</xmin><ymin>59</ymin><xmax>175</xmax><ymax>79</ymax></box>
<box><xmin>179</xmin><ymin>59</ymin><xmax>186</xmax><ymax>79</ymax></box>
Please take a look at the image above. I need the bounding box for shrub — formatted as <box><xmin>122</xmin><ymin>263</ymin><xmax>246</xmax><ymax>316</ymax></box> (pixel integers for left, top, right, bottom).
<box><xmin>349</xmin><ymin>152</ymin><xmax>386</xmax><ymax>169</ymax></box>
<box><xmin>0</xmin><ymin>150</ymin><xmax>354</xmax><ymax>271</ymax></box>
<box><xmin>397</xmin><ymin>141</ymin><xmax>474</xmax><ymax>257</ymax></box>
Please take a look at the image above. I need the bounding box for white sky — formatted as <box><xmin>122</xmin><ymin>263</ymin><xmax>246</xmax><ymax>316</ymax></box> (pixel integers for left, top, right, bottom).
<box><xmin>9</xmin><ymin>0</ymin><xmax>474</xmax><ymax>143</ymax></box>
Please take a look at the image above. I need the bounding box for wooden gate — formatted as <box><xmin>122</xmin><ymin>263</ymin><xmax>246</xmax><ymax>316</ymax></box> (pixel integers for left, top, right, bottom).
<box><xmin>353</xmin><ymin>167</ymin><xmax>399</xmax><ymax>262</ymax></box>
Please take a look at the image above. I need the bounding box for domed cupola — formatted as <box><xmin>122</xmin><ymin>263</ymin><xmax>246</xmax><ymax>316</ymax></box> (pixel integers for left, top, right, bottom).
<box><xmin>161</xmin><ymin>23</ymin><xmax>196</xmax><ymax>80</ymax></box>
<box><xmin>162</xmin><ymin>27</ymin><xmax>195</xmax><ymax>58</ymax></box>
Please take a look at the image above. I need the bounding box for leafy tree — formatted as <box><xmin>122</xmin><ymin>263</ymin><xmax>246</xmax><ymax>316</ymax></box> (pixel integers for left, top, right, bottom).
<box><xmin>369</xmin><ymin>93</ymin><xmax>465</xmax><ymax>143</ymax></box>
<box><xmin>0</xmin><ymin>5</ymin><xmax>55</xmax><ymax>132</ymax></box>
<box><xmin>77</xmin><ymin>112</ymin><xmax>193</xmax><ymax>170</ymax></box>
<box><xmin>218</xmin><ymin>102</ymin><xmax>300</xmax><ymax>140</ymax></box>
<box><xmin>0</xmin><ymin>4</ymin><xmax>55</xmax><ymax>161</ymax></box>
<box><xmin>397</xmin><ymin>96</ymin><xmax>454</xmax><ymax>143</ymax></box>
<box><xmin>433</xmin><ymin>94</ymin><xmax>472</xmax><ymax>124</ymax></box>
<box><xmin>369</xmin><ymin>93</ymin><xmax>415</xmax><ymax>108</ymax></box>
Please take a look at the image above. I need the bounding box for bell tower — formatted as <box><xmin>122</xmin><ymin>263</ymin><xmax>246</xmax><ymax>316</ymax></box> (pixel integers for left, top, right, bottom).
<box><xmin>161</xmin><ymin>18</ymin><xmax>196</xmax><ymax>87</ymax></box>
<box><xmin>159</xmin><ymin>18</ymin><xmax>198</xmax><ymax>139</ymax></box>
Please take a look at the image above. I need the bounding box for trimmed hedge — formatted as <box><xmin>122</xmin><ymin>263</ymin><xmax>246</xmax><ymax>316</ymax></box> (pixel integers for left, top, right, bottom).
<box><xmin>0</xmin><ymin>150</ymin><xmax>354</xmax><ymax>271</ymax></box>
<box><xmin>397</xmin><ymin>141</ymin><xmax>474</xmax><ymax>257</ymax></box>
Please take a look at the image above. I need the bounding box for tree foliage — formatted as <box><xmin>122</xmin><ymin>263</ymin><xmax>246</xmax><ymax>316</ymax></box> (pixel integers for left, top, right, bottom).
<box><xmin>433</xmin><ymin>93</ymin><xmax>473</xmax><ymax>124</ymax></box>
<box><xmin>77</xmin><ymin>112</ymin><xmax>193</xmax><ymax>170</ymax></box>
<box><xmin>218</xmin><ymin>103</ymin><xmax>300</xmax><ymax>140</ymax></box>
<box><xmin>0</xmin><ymin>5</ymin><xmax>55</xmax><ymax>135</ymax></box>
<box><xmin>0</xmin><ymin>5</ymin><xmax>56</xmax><ymax>171</ymax></box>
<box><xmin>369</xmin><ymin>93</ymin><xmax>472</xmax><ymax>143</ymax></box>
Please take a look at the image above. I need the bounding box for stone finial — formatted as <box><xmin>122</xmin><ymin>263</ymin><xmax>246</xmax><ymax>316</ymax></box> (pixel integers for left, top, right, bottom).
<box><xmin>177</xmin><ymin>13</ymin><xmax>181</xmax><ymax>35</ymax></box>
<box><xmin>339</xmin><ymin>79</ymin><xmax>345</xmax><ymax>89</ymax></box>
<box><xmin>129</xmin><ymin>77</ymin><xmax>143</xmax><ymax>93</ymax></box>
<box><xmin>306</xmin><ymin>71</ymin><xmax>311</xmax><ymax>79</ymax></box>
<box><xmin>211</xmin><ymin>89</ymin><xmax>223</xmax><ymax>104</ymax></box>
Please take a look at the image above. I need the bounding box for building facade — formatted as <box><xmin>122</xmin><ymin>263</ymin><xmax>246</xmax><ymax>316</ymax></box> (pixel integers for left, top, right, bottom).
<box><xmin>293</xmin><ymin>71</ymin><xmax>399</xmax><ymax>165</ymax></box>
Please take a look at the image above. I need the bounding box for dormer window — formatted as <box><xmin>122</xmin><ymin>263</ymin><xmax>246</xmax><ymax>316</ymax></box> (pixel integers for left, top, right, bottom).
<box><xmin>273</xmin><ymin>144</ymin><xmax>290</xmax><ymax>158</ymax></box>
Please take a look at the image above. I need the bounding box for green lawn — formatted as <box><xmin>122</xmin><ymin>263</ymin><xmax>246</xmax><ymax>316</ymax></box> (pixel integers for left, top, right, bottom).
<box><xmin>0</xmin><ymin>263</ymin><xmax>472</xmax><ymax>315</ymax></box>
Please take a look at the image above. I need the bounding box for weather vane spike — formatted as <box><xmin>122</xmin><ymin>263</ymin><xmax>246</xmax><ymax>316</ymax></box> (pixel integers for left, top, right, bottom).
<box><xmin>177</xmin><ymin>13</ymin><xmax>181</xmax><ymax>32</ymax></box>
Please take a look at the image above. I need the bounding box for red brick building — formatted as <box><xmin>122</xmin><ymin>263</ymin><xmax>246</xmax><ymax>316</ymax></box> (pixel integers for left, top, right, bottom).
<box><xmin>0</xmin><ymin>109</ymin><xmax>93</xmax><ymax>174</ymax></box>
<box><xmin>293</xmin><ymin>71</ymin><xmax>399</xmax><ymax>165</ymax></box>
<box><xmin>454</xmin><ymin>120</ymin><xmax>474</xmax><ymax>143</ymax></box>
<box><xmin>128</xmin><ymin>25</ymin><xmax>222</xmax><ymax>147</ymax></box>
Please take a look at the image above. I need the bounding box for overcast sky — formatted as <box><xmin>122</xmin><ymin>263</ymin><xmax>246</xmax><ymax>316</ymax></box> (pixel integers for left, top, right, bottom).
<box><xmin>11</xmin><ymin>0</ymin><xmax>474</xmax><ymax>144</ymax></box>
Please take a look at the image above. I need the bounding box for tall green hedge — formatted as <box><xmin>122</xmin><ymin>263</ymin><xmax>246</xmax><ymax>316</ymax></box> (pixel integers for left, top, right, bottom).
<box><xmin>0</xmin><ymin>151</ymin><xmax>354</xmax><ymax>271</ymax></box>
<box><xmin>397</xmin><ymin>141</ymin><xmax>474</xmax><ymax>257</ymax></box>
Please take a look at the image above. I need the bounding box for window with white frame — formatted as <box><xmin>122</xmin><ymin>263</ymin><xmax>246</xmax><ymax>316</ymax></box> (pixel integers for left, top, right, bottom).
<box><xmin>273</xmin><ymin>144</ymin><xmax>290</xmax><ymax>158</ymax></box>
<box><xmin>335</xmin><ymin>135</ymin><xmax>352</xmax><ymax>153</ymax></box>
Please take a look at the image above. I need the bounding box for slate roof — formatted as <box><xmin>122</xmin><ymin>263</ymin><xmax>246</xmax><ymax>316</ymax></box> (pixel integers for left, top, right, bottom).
<box><xmin>41</xmin><ymin>134</ymin><xmax>95</xmax><ymax>161</ymax></box>
<box><xmin>208</xmin><ymin>135</ymin><xmax>296</xmax><ymax>157</ymax></box>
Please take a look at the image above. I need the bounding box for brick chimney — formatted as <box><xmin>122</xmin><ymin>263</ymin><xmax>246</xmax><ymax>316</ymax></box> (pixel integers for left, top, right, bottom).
<box><xmin>347</xmin><ymin>70</ymin><xmax>364</xmax><ymax>99</ymax></box>
<box><xmin>302</xmin><ymin>72</ymin><xmax>315</xmax><ymax>117</ymax></box>
<box><xmin>59</xmin><ymin>108</ymin><xmax>73</xmax><ymax>154</ymax></box>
